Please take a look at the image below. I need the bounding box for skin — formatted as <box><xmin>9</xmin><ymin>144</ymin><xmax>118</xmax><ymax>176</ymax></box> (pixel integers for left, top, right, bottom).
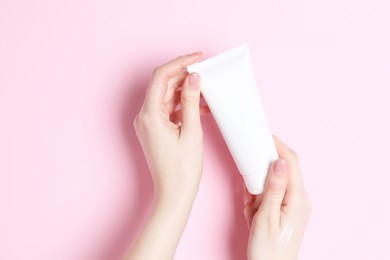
<box><xmin>244</xmin><ymin>137</ymin><xmax>312</xmax><ymax>260</ymax></box>
<box><xmin>125</xmin><ymin>53</ymin><xmax>311</xmax><ymax>260</ymax></box>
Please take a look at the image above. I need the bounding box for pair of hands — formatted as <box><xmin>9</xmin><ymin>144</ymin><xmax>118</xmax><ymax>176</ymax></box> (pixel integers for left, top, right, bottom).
<box><xmin>127</xmin><ymin>52</ymin><xmax>311</xmax><ymax>260</ymax></box>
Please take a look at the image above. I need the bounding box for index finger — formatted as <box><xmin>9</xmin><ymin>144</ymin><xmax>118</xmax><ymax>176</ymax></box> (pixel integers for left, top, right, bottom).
<box><xmin>145</xmin><ymin>52</ymin><xmax>202</xmax><ymax>109</ymax></box>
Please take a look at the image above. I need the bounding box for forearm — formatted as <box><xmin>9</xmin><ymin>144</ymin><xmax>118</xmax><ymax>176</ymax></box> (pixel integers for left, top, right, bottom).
<box><xmin>124</xmin><ymin>190</ymin><xmax>197</xmax><ymax>260</ymax></box>
<box><xmin>128</xmin><ymin>53</ymin><xmax>204</xmax><ymax>260</ymax></box>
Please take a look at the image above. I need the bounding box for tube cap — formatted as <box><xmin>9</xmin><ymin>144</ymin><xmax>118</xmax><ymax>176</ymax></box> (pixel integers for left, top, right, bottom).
<box><xmin>243</xmin><ymin>170</ymin><xmax>268</xmax><ymax>195</ymax></box>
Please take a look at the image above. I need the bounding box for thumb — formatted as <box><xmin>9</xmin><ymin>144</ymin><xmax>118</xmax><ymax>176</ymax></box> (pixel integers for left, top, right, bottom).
<box><xmin>180</xmin><ymin>73</ymin><xmax>202</xmax><ymax>137</ymax></box>
<box><xmin>257</xmin><ymin>159</ymin><xmax>288</xmax><ymax>223</ymax></box>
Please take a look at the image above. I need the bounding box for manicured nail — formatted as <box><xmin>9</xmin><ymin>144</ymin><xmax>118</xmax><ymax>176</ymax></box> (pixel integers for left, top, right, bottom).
<box><xmin>273</xmin><ymin>159</ymin><xmax>287</xmax><ymax>175</ymax></box>
<box><xmin>188</xmin><ymin>73</ymin><xmax>200</xmax><ymax>90</ymax></box>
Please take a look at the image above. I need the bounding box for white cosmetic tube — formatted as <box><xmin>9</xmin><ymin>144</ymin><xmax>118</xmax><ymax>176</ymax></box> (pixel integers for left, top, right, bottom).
<box><xmin>187</xmin><ymin>44</ymin><xmax>278</xmax><ymax>194</ymax></box>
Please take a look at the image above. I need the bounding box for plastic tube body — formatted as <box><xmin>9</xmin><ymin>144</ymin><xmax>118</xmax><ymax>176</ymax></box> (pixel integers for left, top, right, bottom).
<box><xmin>187</xmin><ymin>44</ymin><xmax>278</xmax><ymax>194</ymax></box>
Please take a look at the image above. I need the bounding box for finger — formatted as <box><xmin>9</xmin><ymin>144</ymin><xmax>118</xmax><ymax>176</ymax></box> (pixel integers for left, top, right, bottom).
<box><xmin>166</xmin><ymin>89</ymin><xmax>182</xmax><ymax>115</ymax></box>
<box><xmin>169</xmin><ymin>105</ymin><xmax>209</xmax><ymax>125</ymax></box>
<box><xmin>164</xmin><ymin>70</ymin><xmax>188</xmax><ymax>104</ymax></box>
<box><xmin>244</xmin><ymin>182</ymin><xmax>256</xmax><ymax>206</ymax></box>
<box><xmin>273</xmin><ymin>136</ymin><xmax>305</xmax><ymax>196</ymax></box>
<box><xmin>145</xmin><ymin>52</ymin><xmax>202</xmax><ymax>109</ymax></box>
<box><xmin>244</xmin><ymin>206</ymin><xmax>257</xmax><ymax>229</ymax></box>
<box><xmin>257</xmin><ymin>159</ymin><xmax>288</xmax><ymax>223</ymax></box>
<box><xmin>180</xmin><ymin>73</ymin><xmax>202</xmax><ymax>137</ymax></box>
<box><xmin>169</xmin><ymin>86</ymin><xmax>208</xmax><ymax>118</ymax></box>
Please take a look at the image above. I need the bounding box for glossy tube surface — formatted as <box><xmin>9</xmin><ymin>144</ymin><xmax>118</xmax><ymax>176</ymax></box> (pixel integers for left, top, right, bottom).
<box><xmin>187</xmin><ymin>44</ymin><xmax>278</xmax><ymax>194</ymax></box>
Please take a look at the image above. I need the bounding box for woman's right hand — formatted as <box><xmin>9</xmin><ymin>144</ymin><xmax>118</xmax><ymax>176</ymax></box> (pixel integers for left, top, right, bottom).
<box><xmin>244</xmin><ymin>136</ymin><xmax>312</xmax><ymax>260</ymax></box>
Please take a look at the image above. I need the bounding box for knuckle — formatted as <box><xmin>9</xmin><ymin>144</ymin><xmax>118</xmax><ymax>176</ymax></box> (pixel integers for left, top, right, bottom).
<box><xmin>152</xmin><ymin>66</ymin><xmax>162</xmax><ymax>77</ymax></box>
<box><xmin>133</xmin><ymin>111</ymin><xmax>157</xmax><ymax>132</ymax></box>
<box><xmin>286</xmin><ymin>147</ymin><xmax>298</xmax><ymax>160</ymax></box>
<box><xmin>290</xmin><ymin>148</ymin><xmax>298</xmax><ymax>158</ymax></box>
<box><xmin>182</xmin><ymin>95</ymin><xmax>200</xmax><ymax>107</ymax></box>
<box><xmin>292</xmin><ymin>151</ymin><xmax>298</xmax><ymax>159</ymax></box>
<box><xmin>267</xmin><ymin>178</ymin><xmax>287</xmax><ymax>195</ymax></box>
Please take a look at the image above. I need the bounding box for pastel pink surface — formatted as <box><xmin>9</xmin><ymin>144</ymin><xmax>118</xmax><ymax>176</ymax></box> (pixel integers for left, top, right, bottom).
<box><xmin>0</xmin><ymin>0</ymin><xmax>389</xmax><ymax>259</ymax></box>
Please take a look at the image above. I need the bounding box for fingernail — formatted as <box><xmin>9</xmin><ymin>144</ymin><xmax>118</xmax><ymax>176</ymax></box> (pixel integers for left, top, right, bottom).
<box><xmin>188</xmin><ymin>73</ymin><xmax>200</xmax><ymax>90</ymax></box>
<box><xmin>273</xmin><ymin>159</ymin><xmax>287</xmax><ymax>175</ymax></box>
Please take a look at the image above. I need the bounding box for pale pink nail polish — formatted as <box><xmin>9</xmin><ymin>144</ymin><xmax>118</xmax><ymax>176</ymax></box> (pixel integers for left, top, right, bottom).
<box><xmin>188</xmin><ymin>73</ymin><xmax>200</xmax><ymax>90</ymax></box>
<box><xmin>273</xmin><ymin>159</ymin><xmax>287</xmax><ymax>175</ymax></box>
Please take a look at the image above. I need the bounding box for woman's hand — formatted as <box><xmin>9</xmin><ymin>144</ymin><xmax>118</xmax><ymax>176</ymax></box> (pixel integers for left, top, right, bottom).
<box><xmin>244</xmin><ymin>136</ymin><xmax>311</xmax><ymax>260</ymax></box>
<box><xmin>134</xmin><ymin>52</ymin><xmax>208</xmax><ymax>201</ymax></box>
<box><xmin>126</xmin><ymin>52</ymin><xmax>209</xmax><ymax>260</ymax></box>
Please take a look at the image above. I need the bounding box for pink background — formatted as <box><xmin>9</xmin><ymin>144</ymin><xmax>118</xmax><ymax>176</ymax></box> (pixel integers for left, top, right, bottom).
<box><xmin>1</xmin><ymin>0</ymin><xmax>389</xmax><ymax>259</ymax></box>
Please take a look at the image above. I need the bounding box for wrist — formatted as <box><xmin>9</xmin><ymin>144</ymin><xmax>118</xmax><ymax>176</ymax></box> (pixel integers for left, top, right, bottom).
<box><xmin>153</xmin><ymin>171</ymin><xmax>201</xmax><ymax>203</ymax></box>
<box><xmin>154</xmin><ymin>184</ymin><xmax>199</xmax><ymax>209</ymax></box>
